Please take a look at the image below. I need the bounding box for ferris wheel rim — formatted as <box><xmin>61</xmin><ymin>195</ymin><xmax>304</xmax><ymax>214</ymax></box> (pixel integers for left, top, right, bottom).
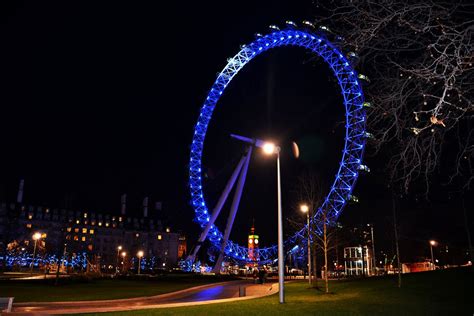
<box><xmin>189</xmin><ymin>27</ymin><xmax>367</xmax><ymax>263</ymax></box>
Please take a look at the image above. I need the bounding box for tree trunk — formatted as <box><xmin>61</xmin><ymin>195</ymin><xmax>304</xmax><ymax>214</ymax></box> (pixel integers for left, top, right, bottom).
<box><xmin>312</xmin><ymin>243</ymin><xmax>317</xmax><ymax>288</ymax></box>
<box><xmin>462</xmin><ymin>197</ymin><xmax>474</xmax><ymax>263</ymax></box>
<box><xmin>392</xmin><ymin>194</ymin><xmax>402</xmax><ymax>288</ymax></box>
<box><xmin>323</xmin><ymin>216</ymin><xmax>329</xmax><ymax>293</ymax></box>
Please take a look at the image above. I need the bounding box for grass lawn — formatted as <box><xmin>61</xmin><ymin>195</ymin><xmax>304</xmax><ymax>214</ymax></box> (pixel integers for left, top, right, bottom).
<box><xmin>0</xmin><ymin>274</ymin><xmax>237</xmax><ymax>302</ymax></box>
<box><xmin>85</xmin><ymin>267</ymin><xmax>473</xmax><ymax>315</ymax></box>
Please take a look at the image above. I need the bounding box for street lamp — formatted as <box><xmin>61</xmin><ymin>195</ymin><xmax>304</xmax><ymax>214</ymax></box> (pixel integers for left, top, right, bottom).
<box><xmin>262</xmin><ymin>142</ymin><xmax>284</xmax><ymax>304</ymax></box>
<box><xmin>429</xmin><ymin>240</ymin><xmax>437</xmax><ymax>270</ymax></box>
<box><xmin>300</xmin><ymin>203</ymin><xmax>311</xmax><ymax>286</ymax></box>
<box><xmin>368</xmin><ymin>223</ymin><xmax>376</xmax><ymax>276</ymax></box>
<box><xmin>137</xmin><ymin>250</ymin><xmax>144</xmax><ymax>275</ymax></box>
<box><xmin>116</xmin><ymin>246</ymin><xmax>122</xmax><ymax>274</ymax></box>
<box><xmin>121</xmin><ymin>251</ymin><xmax>127</xmax><ymax>272</ymax></box>
<box><xmin>30</xmin><ymin>232</ymin><xmax>42</xmax><ymax>275</ymax></box>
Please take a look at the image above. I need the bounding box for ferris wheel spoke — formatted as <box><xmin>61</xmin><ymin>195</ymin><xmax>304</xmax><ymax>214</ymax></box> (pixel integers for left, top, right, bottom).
<box><xmin>187</xmin><ymin>150</ymin><xmax>249</xmax><ymax>261</ymax></box>
<box><xmin>213</xmin><ymin>146</ymin><xmax>253</xmax><ymax>273</ymax></box>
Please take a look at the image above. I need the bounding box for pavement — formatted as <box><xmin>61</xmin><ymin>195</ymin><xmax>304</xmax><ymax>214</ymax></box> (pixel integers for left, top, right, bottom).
<box><xmin>10</xmin><ymin>280</ymin><xmax>278</xmax><ymax>315</ymax></box>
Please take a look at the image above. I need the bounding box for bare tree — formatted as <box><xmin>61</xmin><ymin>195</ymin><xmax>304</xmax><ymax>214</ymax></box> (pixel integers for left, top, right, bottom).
<box><xmin>314</xmin><ymin>0</ymin><xmax>473</xmax><ymax>194</ymax></box>
<box><xmin>314</xmin><ymin>208</ymin><xmax>340</xmax><ymax>293</ymax></box>
<box><xmin>290</xmin><ymin>171</ymin><xmax>341</xmax><ymax>292</ymax></box>
<box><xmin>289</xmin><ymin>170</ymin><xmax>326</xmax><ymax>288</ymax></box>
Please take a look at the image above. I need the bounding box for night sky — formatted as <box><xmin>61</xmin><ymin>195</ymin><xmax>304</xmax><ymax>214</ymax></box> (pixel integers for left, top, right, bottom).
<box><xmin>1</xmin><ymin>1</ymin><xmax>472</xmax><ymax>262</ymax></box>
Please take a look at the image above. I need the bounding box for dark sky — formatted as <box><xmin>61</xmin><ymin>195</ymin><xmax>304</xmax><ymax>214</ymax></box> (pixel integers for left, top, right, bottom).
<box><xmin>1</xmin><ymin>1</ymin><xmax>472</xmax><ymax>262</ymax></box>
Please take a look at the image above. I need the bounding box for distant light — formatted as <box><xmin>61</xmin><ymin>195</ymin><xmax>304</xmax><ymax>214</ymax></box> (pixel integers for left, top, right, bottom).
<box><xmin>137</xmin><ymin>250</ymin><xmax>144</xmax><ymax>258</ymax></box>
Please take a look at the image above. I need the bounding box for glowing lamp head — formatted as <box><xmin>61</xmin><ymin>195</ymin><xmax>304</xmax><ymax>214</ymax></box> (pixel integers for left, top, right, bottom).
<box><xmin>300</xmin><ymin>204</ymin><xmax>309</xmax><ymax>213</ymax></box>
<box><xmin>137</xmin><ymin>250</ymin><xmax>144</xmax><ymax>258</ymax></box>
<box><xmin>33</xmin><ymin>232</ymin><xmax>42</xmax><ymax>241</ymax></box>
<box><xmin>117</xmin><ymin>245</ymin><xmax>122</xmax><ymax>251</ymax></box>
<box><xmin>262</xmin><ymin>142</ymin><xmax>276</xmax><ymax>155</ymax></box>
<box><xmin>121</xmin><ymin>251</ymin><xmax>127</xmax><ymax>257</ymax></box>
<box><xmin>429</xmin><ymin>240</ymin><xmax>437</xmax><ymax>246</ymax></box>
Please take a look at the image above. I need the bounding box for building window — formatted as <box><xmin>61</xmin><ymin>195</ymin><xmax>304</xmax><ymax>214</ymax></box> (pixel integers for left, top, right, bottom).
<box><xmin>84</xmin><ymin>213</ymin><xmax>87</xmax><ymax>218</ymax></box>
<box><xmin>28</xmin><ymin>214</ymin><xmax>33</xmax><ymax>220</ymax></box>
<box><xmin>157</xmin><ymin>234</ymin><xmax>162</xmax><ymax>240</ymax></box>
<box><xmin>90</xmin><ymin>229</ymin><xmax>94</xmax><ymax>235</ymax></box>
<box><xmin>66</xmin><ymin>235</ymin><xmax>71</xmax><ymax>240</ymax></box>
<box><xmin>91</xmin><ymin>221</ymin><xmax>96</xmax><ymax>226</ymax></box>
<box><xmin>76</xmin><ymin>220</ymin><xmax>80</xmax><ymax>224</ymax></box>
<box><xmin>26</xmin><ymin>223</ymin><xmax>32</xmax><ymax>228</ymax></box>
<box><xmin>119</xmin><ymin>217</ymin><xmax>122</xmax><ymax>222</ymax></box>
<box><xmin>74</xmin><ymin>235</ymin><xmax>79</xmax><ymax>241</ymax></box>
<box><xmin>105</xmin><ymin>222</ymin><xmax>110</xmax><ymax>227</ymax></box>
<box><xmin>82</xmin><ymin>228</ymin><xmax>87</xmax><ymax>234</ymax></box>
<box><xmin>81</xmin><ymin>236</ymin><xmax>86</xmax><ymax>242</ymax></box>
<box><xmin>67</xmin><ymin>227</ymin><xmax>72</xmax><ymax>232</ymax></box>
<box><xmin>74</xmin><ymin>228</ymin><xmax>79</xmax><ymax>233</ymax></box>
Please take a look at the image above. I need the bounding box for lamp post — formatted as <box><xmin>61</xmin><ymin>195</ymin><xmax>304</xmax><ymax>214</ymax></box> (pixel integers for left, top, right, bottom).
<box><xmin>300</xmin><ymin>204</ymin><xmax>311</xmax><ymax>286</ymax></box>
<box><xmin>368</xmin><ymin>223</ymin><xmax>376</xmax><ymax>276</ymax></box>
<box><xmin>429</xmin><ymin>240</ymin><xmax>437</xmax><ymax>270</ymax></box>
<box><xmin>30</xmin><ymin>232</ymin><xmax>42</xmax><ymax>275</ymax></box>
<box><xmin>121</xmin><ymin>251</ymin><xmax>127</xmax><ymax>272</ymax></box>
<box><xmin>116</xmin><ymin>246</ymin><xmax>122</xmax><ymax>274</ymax></box>
<box><xmin>137</xmin><ymin>251</ymin><xmax>144</xmax><ymax>275</ymax></box>
<box><xmin>262</xmin><ymin>142</ymin><xmax>284</xmax><ymax>304</ymax></box>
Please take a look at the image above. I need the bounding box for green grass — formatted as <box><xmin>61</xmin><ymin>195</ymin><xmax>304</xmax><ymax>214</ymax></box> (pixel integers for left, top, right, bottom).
<box><xmin>0</xmin><ymin>274</ymin><xmax>237</xmax><ymax>302</ymax></box>
<box><xmin>85</xmin><ymin>267</ymin><xmax>473</xmax><ymax>315</ymax></box>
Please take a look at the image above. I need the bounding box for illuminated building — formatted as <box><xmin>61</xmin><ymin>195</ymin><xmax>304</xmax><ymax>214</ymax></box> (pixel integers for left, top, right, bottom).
<box><xmin>177</xmin><ymin>235</ymin><xmax>187</xmax><ymax>259</ymax></box>
<box><xmin>0</xmin><ymin>196</ymin><xmax>184</xmax><ymax>270</ymax></box>
<box><xmin>344</xmin><ymin>246</ymin><xmax>372</xmax><ymax>276</ymax></box>
<box><xmin>248</xmin><ymin>224</ymin><xmax>259</xmax><ymax>262</ymax></box>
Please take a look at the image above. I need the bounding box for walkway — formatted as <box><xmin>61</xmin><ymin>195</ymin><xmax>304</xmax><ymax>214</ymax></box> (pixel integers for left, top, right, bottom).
<box><xmin>11</xmin><ymin>280</ymin><xmax>278</xmax><ymax>315</ymax></box>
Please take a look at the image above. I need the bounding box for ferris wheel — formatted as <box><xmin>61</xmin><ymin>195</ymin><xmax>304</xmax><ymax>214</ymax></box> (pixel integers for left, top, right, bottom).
<box><xmin>187</xmin><ymin>21</ymin><xmax>369</xmax><ymax>272</ymax></box>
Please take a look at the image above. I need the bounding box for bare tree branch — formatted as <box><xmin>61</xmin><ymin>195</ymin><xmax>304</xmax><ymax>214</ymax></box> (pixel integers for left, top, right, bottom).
<box><xmin>314</xmin><ymin>0</ymin><xmax>473</xmax><ymax>194</ymax></box>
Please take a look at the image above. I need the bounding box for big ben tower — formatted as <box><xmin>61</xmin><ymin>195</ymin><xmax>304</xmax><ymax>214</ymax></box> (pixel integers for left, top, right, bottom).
<box><xmin>248</xmin><ymin>222</ymin><xmax>259</xmax><ymax>262</ymax></box>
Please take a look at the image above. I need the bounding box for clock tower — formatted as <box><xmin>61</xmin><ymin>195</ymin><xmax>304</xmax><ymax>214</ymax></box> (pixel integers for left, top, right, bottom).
<box><xmin>248</xmin><ymin>223</ymin><xmax>259</xmax><ymax>262</ymax></box>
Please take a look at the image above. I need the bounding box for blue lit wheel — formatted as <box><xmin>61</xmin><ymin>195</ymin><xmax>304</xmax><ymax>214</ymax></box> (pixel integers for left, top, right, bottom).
<box><xmin>189</xmin><ymin>25</ymin><xmax>367</xmax><ymax>263</ymax></box>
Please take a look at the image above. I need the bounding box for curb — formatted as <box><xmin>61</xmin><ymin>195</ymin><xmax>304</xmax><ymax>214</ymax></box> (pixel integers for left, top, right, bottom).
<box><xmin>11</xmin><ymin>281</ymin><xmax>278</xmax><ymax>315</ymax></box>
<box><xmin>13</xmin><ymin>280</ymin><xmax>243</xmax><ymax>307</ymax></box>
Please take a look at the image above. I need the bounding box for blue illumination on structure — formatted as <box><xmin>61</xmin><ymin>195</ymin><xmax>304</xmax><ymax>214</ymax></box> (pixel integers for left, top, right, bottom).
<box><xmin>189</xmin><ymin>26</ymin><xmax>367</xmax><ymax>263</ymax></box>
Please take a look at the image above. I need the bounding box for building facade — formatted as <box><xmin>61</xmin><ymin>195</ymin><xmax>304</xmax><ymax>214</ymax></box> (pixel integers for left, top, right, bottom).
<box><xmin>344</xmin><ymin>246</ymin><xmax>372</xmax><ymax>276</ymax></box>
<box><xmin>0</xmin><ymin>201</ymin><xmax>184</xmax><ymax>271</ymax></box>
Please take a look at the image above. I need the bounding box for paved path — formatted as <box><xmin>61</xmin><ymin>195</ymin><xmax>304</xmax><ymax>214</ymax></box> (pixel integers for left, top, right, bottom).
<box><xmin>11</xmin><ymin>280</ymin><xmax>278</xmax><ymax>315</ymax></box>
